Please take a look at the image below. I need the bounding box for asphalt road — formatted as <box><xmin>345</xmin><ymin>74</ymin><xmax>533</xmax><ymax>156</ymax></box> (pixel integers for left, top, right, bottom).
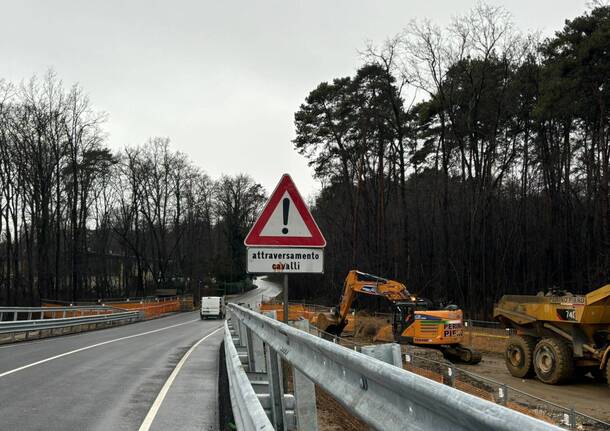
<box><xmin>0</xmin><ymin>278</ymin><xmax>282</xmax><ymax>431</ymax></box>
<box><xmin>0</xmin><ymin>311</ymin><xmax>223</xmax><ymax>431</ymax></box>
<box><xmin>231</xmin><ymin>275</ymin><xmax>282</xmax><ymax>308</ymax></box>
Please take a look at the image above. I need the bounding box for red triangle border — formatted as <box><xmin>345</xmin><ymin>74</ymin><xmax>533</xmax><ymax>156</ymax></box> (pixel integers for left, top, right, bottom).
<box><xmin>244</xmin><ymin>174</ymin><xmax>326</xmax><ymax>247</ymax></box>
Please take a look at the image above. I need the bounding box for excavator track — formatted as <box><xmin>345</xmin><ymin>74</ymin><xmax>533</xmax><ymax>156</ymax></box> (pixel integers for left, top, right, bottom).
<box><xmin>441</xmin><ymin>344</ymin><xmax>482</xmax><ymax>365</ymax></box>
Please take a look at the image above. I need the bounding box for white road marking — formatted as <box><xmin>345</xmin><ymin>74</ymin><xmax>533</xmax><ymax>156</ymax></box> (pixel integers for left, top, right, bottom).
<box><xmin>137</xmin><ymin>326</ymin><xmax>223</xmax><ymax>431</ymax></box>
<box><xmin>0</xmin><ymin>319</ymin><xmax>199</xmax><ymax>379</ymax></box>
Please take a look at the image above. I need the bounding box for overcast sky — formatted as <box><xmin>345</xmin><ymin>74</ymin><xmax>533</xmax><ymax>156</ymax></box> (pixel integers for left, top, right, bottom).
<box><xmin>1</xmin><ymin>0</ymin><xmax>588</xmax><ymax>197</ymax></box>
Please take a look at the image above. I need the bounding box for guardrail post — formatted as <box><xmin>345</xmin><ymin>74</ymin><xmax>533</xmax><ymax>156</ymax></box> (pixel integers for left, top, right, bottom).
<box><xmin>246</xmin><ymin>327</ymin><xmax>256</xmax><ymax>371</ymax></box>
<box><xmin>404</xmin><ymin>345</ymin><xmax>412</xmax><ymax>366</ymax></box>
<box><xmin>563</xmin><ymin>408</ymin><xmax>576</xmax><ymax>430</ymax></box>
<box><xmin>265</xmin><ymin>343</ymin><xmax>286</xmax><ymax>430</ymax></box>
<box><xmin>446</xmin><ymin>365</ymin><xmax>455</xmax><ymax>387</ymax></box>
<box><xmin>293</xmin><ymin>368</ymin><xmax>319</xmax><ymax>431</ymax></box>
<box><xmin>229</xmin><ymin>309</ymin><xmax>237</xmax><ymax>330</ymax></box>
<box><xmin>361</xmin><ymin>343</ymin><xmax>402</xmax><ymax>367</ymax></box>
<box><xmin>231</xmin><ymin>313</ymin><xmax>240</xmax><ymax>339</ymax></box>
<box><xmin>248</xmin><ymin>329</ymin><xmax>266</xmax><ymax>373</ymax></box>
<box><xmin>292</xmin><ymin>319</ymin><xmax>319</xmax><ymax>430</ymax></box>
<box><xmin>238</xmin><ymin>319</ymin><xmax>248</xmax><ymax>348</ymax></box>
<box><xmin>498</xmin><ymin>384</ymin><xmax>508</xmax><ymax>406</ymax></box>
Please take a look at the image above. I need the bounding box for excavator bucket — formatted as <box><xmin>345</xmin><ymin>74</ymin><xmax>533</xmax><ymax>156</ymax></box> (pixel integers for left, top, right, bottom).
<box><xmin>315</xmin><ymin>312</ymin><xmax>346</xmax><ymax>336</ymax></box>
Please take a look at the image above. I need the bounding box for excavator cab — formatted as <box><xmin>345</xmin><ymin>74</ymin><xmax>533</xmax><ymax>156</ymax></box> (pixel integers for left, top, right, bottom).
<box><xmin>392</xmin><ymin>298</ymin><xmax>433</xmax><ymax>341</ymax></box>
<box><xmin>392</xmin><ymin>303</ymin><xmax>415</xmax><ymax>339</ymax></box>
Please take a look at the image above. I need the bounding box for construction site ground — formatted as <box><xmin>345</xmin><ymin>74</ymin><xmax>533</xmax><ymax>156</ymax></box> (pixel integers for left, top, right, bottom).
<box><xmin>459</xmin><ymin>353</ymin><xmax>610</xmax><ymax>423</ymax></box>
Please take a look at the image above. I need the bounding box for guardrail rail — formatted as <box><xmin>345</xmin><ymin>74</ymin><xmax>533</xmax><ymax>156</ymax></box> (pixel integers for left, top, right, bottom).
<box><xmin>0</xmin><ymin>306</ymin><xmax>143</xmax><ymax>342</ymax></box>
<box><xmin>224</xmin><ymin>303</ymin><xmax>561</xmax><ymax>431</ymax></box>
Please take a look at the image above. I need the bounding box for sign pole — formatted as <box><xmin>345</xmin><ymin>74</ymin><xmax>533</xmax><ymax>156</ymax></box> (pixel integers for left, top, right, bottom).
<box><xmin>283</xmin><ymin>274</ymin><xmax>289</xmax><ymax>323</ymax></box>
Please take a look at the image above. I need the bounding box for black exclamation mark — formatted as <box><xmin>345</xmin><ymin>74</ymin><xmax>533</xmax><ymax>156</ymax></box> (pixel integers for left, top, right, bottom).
<box><xmin>282</xmin><ymin>198</ymin><xmax>289</xmax><ymax>234</ymax></box>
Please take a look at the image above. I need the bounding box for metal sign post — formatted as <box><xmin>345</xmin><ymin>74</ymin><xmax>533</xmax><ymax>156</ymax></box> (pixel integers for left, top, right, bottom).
<box><xmin>283</xmin><ymin>274</ymin><xmax>289</xmax><ymax>323</ymax></box>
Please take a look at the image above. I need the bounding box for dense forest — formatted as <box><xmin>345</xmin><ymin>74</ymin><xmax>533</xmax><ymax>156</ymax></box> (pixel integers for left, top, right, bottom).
<box><xmin>1</xmin><ymin>4</ymin><xmax>609</xmax><ymax>317</ymax></box>
<box><xmin>0</xmin><ymin>73</ymin><xmax>266</xmax><ymax>304</ymax></box>
<box><xmin>290</xmin><ymin>4</ymin><xmax>610</xmax><ymax>316</ymax></box>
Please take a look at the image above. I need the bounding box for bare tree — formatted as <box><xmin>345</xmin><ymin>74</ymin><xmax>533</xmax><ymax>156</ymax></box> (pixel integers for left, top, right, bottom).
<box><xmin>214</xmin><ymin>174</ymin><xmax>266</xmax><ymax>280</ymax></box>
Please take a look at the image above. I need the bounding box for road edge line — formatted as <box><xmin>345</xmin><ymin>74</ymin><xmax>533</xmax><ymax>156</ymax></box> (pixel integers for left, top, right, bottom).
<box><xmin>138</xmin><ymin>325</ymin><xmax>224</xmax><ymax>431</ymax></box>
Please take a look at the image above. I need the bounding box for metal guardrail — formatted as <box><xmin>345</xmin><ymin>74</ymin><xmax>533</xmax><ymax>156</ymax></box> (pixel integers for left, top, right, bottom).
<box><xmin>227</xmin><ymin>303</ymin><xmax>560</xmax><ymax>431</ymax></box>
<box><xmin>0</xmin><ymin>305</ymin><xmax>124</xmax><ymax>322</ymax></box>
<box><xmin>0</xmin><ymin>306</ymin><xmax>143</xmax><ymax>338</ymax></box>
<box><xmin>224</xmin><ymin>321</ymin><xmax>273</xmax><ymax>430</ymax></box>
<box><xmin>41</xmin><ymin>295</ymin><xmax>184</xmax><ymax>305</ymax></box>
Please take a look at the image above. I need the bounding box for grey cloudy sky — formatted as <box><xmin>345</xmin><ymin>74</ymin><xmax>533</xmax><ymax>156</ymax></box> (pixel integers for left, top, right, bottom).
<box><xmin>1</xmin><ymin>0</ymin><xmax>587</xmax><ymax>197</ymax></box>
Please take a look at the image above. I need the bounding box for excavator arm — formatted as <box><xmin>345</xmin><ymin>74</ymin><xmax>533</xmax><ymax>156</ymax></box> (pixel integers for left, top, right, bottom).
<box><xmin>327</xmin><ymin>270</ymin><xmax>412</xmax><ymax>332</ymax></box>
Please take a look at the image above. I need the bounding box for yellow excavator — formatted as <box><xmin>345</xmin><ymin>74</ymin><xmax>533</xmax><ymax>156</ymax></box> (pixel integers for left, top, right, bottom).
<box><xmin>317</xmin><ymin>270</ymin><xmax>482</xmax><ymax>364</ymax></box>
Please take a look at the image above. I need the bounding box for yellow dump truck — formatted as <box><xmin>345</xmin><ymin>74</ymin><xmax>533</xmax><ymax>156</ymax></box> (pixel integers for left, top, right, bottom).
<box><xmin>494</xmin><ymin>285</ymin><xmax>610</xmax><ymax>385</ymax></box>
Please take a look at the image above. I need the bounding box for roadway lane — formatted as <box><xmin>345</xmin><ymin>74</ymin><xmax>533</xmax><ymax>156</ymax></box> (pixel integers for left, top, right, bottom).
<box><xmin>229</xmin><ymin>275</ymin><xmax>282</xmax><ymax>309</ymax></box>
<box><xmin>0</xmin><ymin>312</ymin><xmax>223</xmax><ymax>431</ymax></box>
<box><xmin>0</xmin><ymin>312</ymin><xmax>202</xmax><ymax>376</ymax></box>
<box><xmin>148</xmin><ymin>328</ymin><xmax>223</xmax><ymax>431</ymax></box>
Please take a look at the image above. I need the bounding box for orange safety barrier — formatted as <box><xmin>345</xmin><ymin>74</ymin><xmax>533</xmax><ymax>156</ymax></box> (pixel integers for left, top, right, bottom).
<box><xmin>42</xmin><ymin>297</ymin><xmax>182</xmax><ymax>320</ymax></box>
<box><xmin>113</xmin><ymin>300</ymin><xmax>181</xmax><ymax>319</ymax></box>
<box><xmin>39</xmin><ymin>305</ymin><xmax>114</xmax><ymax>319</ymax></box>
<box><xmin>260</xmin><ymin>303</ymin><xmax>321</xmax><ymax>323</ymax></box>
<box><xmin>260</xmin><ymin>302</ymin><xmax>359</xmax><ymax>333</ymax></box>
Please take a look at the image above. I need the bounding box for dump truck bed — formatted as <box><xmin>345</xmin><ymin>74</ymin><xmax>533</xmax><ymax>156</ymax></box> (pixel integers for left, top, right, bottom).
<box><xmin>494</xmin><ymin>285</ymin><xmax>610</xmax><ymax>326</ymax></box>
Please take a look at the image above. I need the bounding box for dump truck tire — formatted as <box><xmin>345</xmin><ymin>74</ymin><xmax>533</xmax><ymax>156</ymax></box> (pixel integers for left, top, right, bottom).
<box><xmin>533</xmin><ymin>338</ymin><xmax>574</xmax><ymax>384</ymax></box>
<box><xmin>505</xmin><ymin>335</ymin><xmax>536</xmax><ymax>378</ymax></box>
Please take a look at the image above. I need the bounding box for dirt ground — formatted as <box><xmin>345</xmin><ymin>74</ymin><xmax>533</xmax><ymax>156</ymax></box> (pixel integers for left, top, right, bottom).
<box><xmin>284</xmin><ymin>364</ymin><xmax>368</xmax><ymax>431</ymax></box>
<box><xmin>460</xmin><ymin>328</ymin><xmax>610</xmax><ymax>424</ymax></box>
<box><xmin>316</xmin><ymin>387</ymin><xmax>369</xmax><ymax>431</ymax></box>
<box><xmin>459</xmin><ymin>352</ymin><xmax>610</xmax><ymax>423</ymax></box>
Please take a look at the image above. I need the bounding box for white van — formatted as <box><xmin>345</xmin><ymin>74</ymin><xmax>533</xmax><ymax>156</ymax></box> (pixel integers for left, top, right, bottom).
<box><xmin>200</xmin><ymin>296</ymin><xmax>225</xmax><ymax>320</ymax></box>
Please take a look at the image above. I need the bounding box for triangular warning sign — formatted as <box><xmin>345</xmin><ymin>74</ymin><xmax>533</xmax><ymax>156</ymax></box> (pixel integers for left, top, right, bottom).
<box><xmin>244</xmin><ymin>174</ymin><xmax>326</xmax><ymax>247</ymax></box>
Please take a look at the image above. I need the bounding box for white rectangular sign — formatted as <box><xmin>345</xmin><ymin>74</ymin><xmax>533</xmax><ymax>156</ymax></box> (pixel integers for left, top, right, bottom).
<box><xmin>247</xmin><ymin>247</ymin><xmax>324</xmax><ymax>274</ymax></box>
